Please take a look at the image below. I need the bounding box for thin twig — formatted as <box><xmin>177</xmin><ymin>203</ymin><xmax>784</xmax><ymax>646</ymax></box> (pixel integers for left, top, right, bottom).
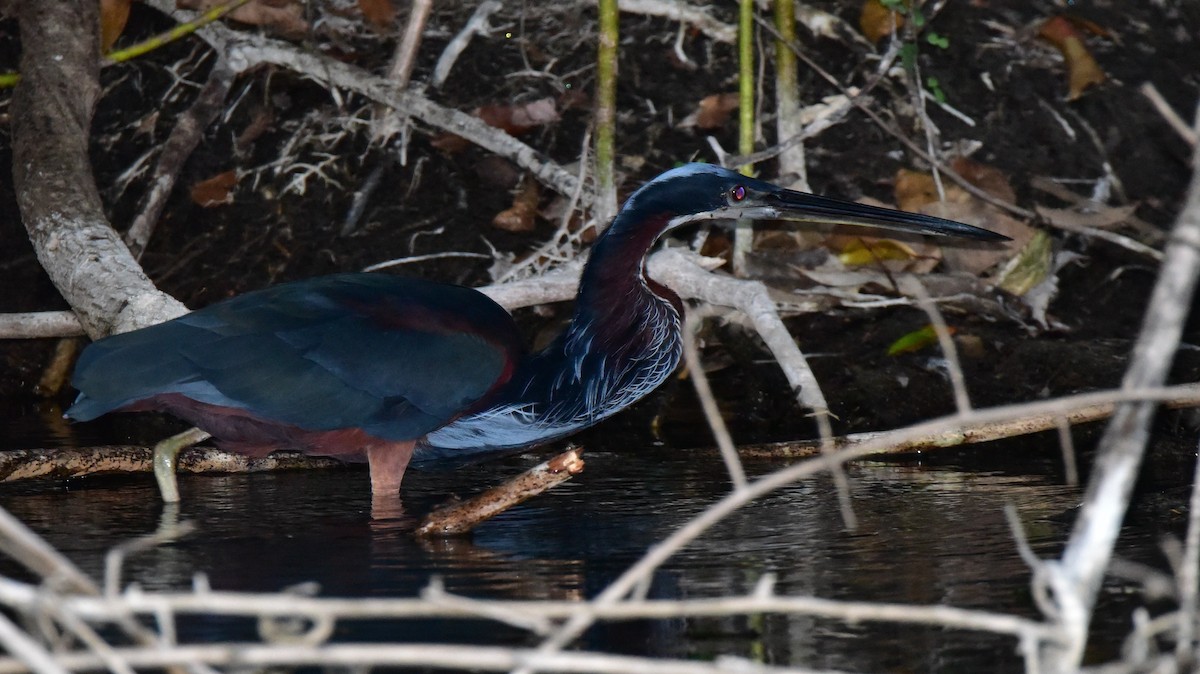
<box><xmin>899</xmin><ymin>276</ymin><xmax>971</xmax><ymax>414</ymax></box>
<box><xmin>1038</xmin><ymin>208</ymin><xmax>1164</xmax><ymax>261</ymax></box>
<box><xmin>0</xmin><ymin>611</ymin><xmax>69</xmax><ymax>674</ymax></box>
<box><xmin>31</xmin><ymin>601</ymin><xmax>135</xmax><ymax>674</ymax></box>
<box><xmin>0</xmin><ymin>574</ymin><xmax>1044</xmax><ymax>636</ymax></box>
<box><xmin>125</xmin><ymin>54</ymin><xmax>234</xmax><ymax>259</ymax></box>
<box><xmin>371</xmin><ymin>0</ymin><xmax>432</xmax><ymax>143</ymax></box>
<box><xmin>617</xmin><ymin>0</ymin><xmax>734</xmax><ymax>44</ymax></box>
<box><xmin>753</xmin><ymin>15</ymin><xmax>1035</xmax><ymax>221</ymax></box>
<box><xmin>1175</xmin><ymin>436</ymin><xmax>1200</xmax><ymax>660</ymax></box>
<box><xmin>419</xmin><ymin>577</ymin><xmax>554</xmax><ymax>635</ymax></box>
<box><xmin>432</xmin><ymin>1</ymin><xmax>501</xmax><ymax>88</ymax></box>
<box><xmin>1030</xmin><ymin>176</ymin><xmax>1163</xmax><ymax>245</ymax></box>
<box><xmin>0</xmin><ymin>507</ymin><xmax>98</xmax><ymax>595</ymax></box>
<box><xmin>0</xmin><ymin>643</ymin><xmax>832</xmax><ymax>674</ymax></box>
<box><xmin>682</xmin><ymin>311</ymin><xmax>747</xmax><ymax>489</ymax></box>
<box><xmin>362</xmin><ymin>251</ymin><xmax>492</xmax><ymax>272</ymax></box>
<box><xmin>1054</xmin><ymin>416</ymin><xmax>1080</xmax><ymax>487</ymax></box>
<box><xmin>496</xmin><ymin>134</ymin><xmax>593</xmax><ymax>283</ymax></box>
<box><xmin>167</xmin><ymin>22</ymin><xmax>590</xmax><ymax>204</ymax></box>
<box><xmin>386</xmin><ymin>0</ymin><xmax>431</xmax><ymax>91</ymax></box>
<box><xmin>1139</xmin><ymin>82</ymin><xmax>1198</xmax><ymax>147</ymax></box>
<box><xmin>738</xmin><ymin>383</ymin><xmax>1200</xmax><ymax>460</ymax></box>
<box><xmin>104</xmin><ymin>523</ymin><xmax>196</xmax><ymax>600</ymax></box>
<box><xmin>649</xmin><ymin>249</ymin><xmax>856</xmax><ymax>529</ymax></box>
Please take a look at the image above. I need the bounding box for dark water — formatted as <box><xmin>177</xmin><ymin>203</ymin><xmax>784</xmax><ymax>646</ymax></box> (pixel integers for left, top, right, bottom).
<box><xmin>1</xmin><ymin>430</ymin><xmax>1157</xmax><ymax>673</ymax></box>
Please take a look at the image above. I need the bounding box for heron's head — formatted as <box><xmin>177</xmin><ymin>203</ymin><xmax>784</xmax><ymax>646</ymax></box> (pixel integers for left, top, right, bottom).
<box><xmin>614</xmin><ymin>162</ymin><xmax>1008</xmax><ymax>242</ymax></box>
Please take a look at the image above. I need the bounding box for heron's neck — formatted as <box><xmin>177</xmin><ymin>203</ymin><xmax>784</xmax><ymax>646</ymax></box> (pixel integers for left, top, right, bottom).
<box><xmin>574</xmin><ymin>211</ymin><xmax>681</xmax><ymax>327</ymax></box>
<box><xmin>418</xmin><ymin>211</ymin><xmax>683</xmax><ymax>456</ymax></box>
<box><xmin>523</xmin><ymin>206</ymin><xmax>683</xmax><ymax>406</ymax></box>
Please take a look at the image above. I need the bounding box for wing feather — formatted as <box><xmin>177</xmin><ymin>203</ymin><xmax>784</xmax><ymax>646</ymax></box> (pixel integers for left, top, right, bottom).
<box><xmin>68</xmin><ymin>274</ymin><xmax>523</xmax><ymax>440</ymax></box>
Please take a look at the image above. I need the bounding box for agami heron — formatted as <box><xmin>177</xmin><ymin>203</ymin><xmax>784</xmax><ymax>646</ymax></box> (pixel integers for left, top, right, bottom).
<box><xmin>67</xmin><ymin>164</ymin><xmax>1005</xmax><ymax>502</ymax></box>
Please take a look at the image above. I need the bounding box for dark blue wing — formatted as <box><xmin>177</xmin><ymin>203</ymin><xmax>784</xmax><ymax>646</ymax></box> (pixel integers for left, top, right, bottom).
<box><xmin>67</xmin><ymin>274</ymin><xmax>523</xmax><ymax>441</ymax></box>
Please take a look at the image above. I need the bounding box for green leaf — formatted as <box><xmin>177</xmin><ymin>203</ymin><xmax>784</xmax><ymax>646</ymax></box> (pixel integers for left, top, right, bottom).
<box><xmin>926</xmin><ymin>76</ymin><xmax>947</xmax><ymax>104</ymax></box>
<box><xmin>887</xmin><ymin>324</ymin><xmax>953</xmax><ymax>356</ymax></box>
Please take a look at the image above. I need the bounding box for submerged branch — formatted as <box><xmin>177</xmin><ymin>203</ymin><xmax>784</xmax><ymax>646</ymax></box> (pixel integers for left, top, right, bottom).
<box><xmin>416</xmin><ymin>447</ymin><xmax>585</xmax><ymax>537</ymax></box>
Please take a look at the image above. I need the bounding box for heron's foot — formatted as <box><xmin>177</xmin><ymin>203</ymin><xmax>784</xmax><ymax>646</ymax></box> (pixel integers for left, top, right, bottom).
<box><xmin>367</xmin><ymin>441</ymin><xmax>415</xmax><ymax>494</ymax></box>
<box><xmin>152</xmin><ymin>427</ymin><xmax>211</xmax><ymax>504</ymax></box>
<box><xmin>366</xmin><ymin>441</ymin><xmax>415</xmax><ymax>520</ymax></box>
<box><xmin>370</xmin><ymin>492</ymin><xmax>407</xmax><ymax>522</ymax></box>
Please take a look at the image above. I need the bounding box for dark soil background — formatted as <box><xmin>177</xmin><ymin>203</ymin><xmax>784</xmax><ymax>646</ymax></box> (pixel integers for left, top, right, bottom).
<box><xmin>1</xmin><ymin>0</ymin><xmax>1199</xmax><ymax>486</ymax></box>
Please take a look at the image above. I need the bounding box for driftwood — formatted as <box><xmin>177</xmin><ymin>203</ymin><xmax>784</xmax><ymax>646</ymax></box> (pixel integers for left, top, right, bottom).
<box><xmin>416</xmin><ymin>448</ymin><xmax>585</xmax><ymax>537</ymax></box>
<box><xmin>0</xmin><ymin>446</ymin><xmax>340</xmax><ymax>483</ymax></box>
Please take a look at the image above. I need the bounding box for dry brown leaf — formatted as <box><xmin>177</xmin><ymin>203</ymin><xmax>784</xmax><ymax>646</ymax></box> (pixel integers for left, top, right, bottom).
<box><xmin>357</xmin><ymin>0</ymin><xmax>396</xmax><ymax>28</ymax></box>
<box><xmin>478</xmin><ymin>97</ymin><xmax>560</xmax><ymax>135</ymax></box>
<box><xmin>893</xmin><ymin>165</ymin><xmax>1032</xmax><ymax>275</ymax></box>
<box><xmin>492</xmin><ymin>179</ymin><xmax>540</xmax><ymax>233</ymax></box>
<box><xmin>1034</xmin><ymin>203</ymin><xmax>1139</xmax><ymax>230</ymax></box>
<box><xmin>698</xmin><ymin>230</ymin><xmax>732</xmax><ymax>259</ymax></box>
<box><xmin>799</xmin><ymin>269</ymin><xmax>887</xmax><ymax>291</ymax></box>
<box><xmin>897</xmin><ymin>166</ymin><xmax>1009</xmax><ymax>212</ymax></box>
<box><xmin>190</xmin><ymin>171</ymin><xmax>238</xmax><ymax>207</ymax></box>
<box><xmin>430</xmin><ymin>133</ymin><xmax>471</xmax><ymax>153</ymax></box>
<box><xmin>859</xmin><ymin>0</ymin><xmax>904</xmax><ymax>44</ymax></box>
<box><xmin>235</xmin><ymin>106</ymin><xmax>275</xmax><ymax>151</ymax></box>
<box><xmin>432</xmin><ymin>97</ymin><xmax>561</xmax><ymax>154</ymax></box>
<box><xmin>679</xmin><ymin>93</ymin><xmax>740</xmax><ymax>131</ymax></box>
<box><xmin>924</xmin><ymin>200</ymin><xmax>1033</xmax><ymax>275</ymax></box>
<box><xmin>894</xmin><ymin>169</ymin><xmax>948</xmax><ymax>212</ymax></box>
<box><xmin>179</xmin><ymin>0</ymin><xmax>308</xmax><ymax>36</ymax></box>
<box><xmin>99</xmin><ymin>0</ymin><xmax>132</xmax><ymax>53</ymax></box>
<box><xmin>754</xmin><ymin>229</ymin><xmax>809</xmax><ymax>252</ymax></box>
<box><xmin>1038</xmin><ymin>15</ymin><xmax>1107</xmax><ymax>101</ymax></box>
<box><xmin>949</xmin><ymin>157</ymin><xmax>1017</xmax><ymax>204</ymax></box>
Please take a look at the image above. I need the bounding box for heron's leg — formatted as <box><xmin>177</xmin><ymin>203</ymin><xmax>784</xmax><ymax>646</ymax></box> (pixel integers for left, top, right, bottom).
<box><xmin>152</xmin><ymin>427</ymin><xmax>211</xmax><ymax>503</ymax></box>
<box><xmin>367</xmin><ymin>441</ymin><xmax>416</xmax><ymax>497</ymax></box>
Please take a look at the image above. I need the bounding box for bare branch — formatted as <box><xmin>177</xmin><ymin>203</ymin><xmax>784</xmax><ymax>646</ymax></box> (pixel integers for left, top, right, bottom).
<box><xmin>125</xmin><ymin>55</ymin><xmax>235</xmax><ymax>259</ymax></box>
<box><xmin>740</xmin><ymin>383</ymin><xmax>1200</xmax><ymax>459</ymax></box>
<box><xmin>1176</xmin><ymin>436</ymin><xmax>1200</xmax><ymax>661</ymax></box>
<box><xmin>617</xmin><ymin>0</ymin><xmax>734</xmax><ymax>44</ymax></box>
<box><xmin>11</xmin><ymin>1</ymin><xmax>186</xmax><ymax>339</ymax></box>
<box><xmin>1140</xmin><ymin>82</ymin><xmax>1198</xmax><ymax>148</ymax></box>
<box><xmin>432</xmin><ymin>1</ymin><xmax>502</xmax><ymax>89</ymax></box>
<box><xmin>0</xmin><ymin>611</ymin><xmax>69</xmax><ymax>674</ymax></box>
<box><xmin>1040</xmin><ymin>104</ymin><xmax>1200</xmax><ymax>672</ymax></box>
<box><xmin>0</xmin><ymin>312</ymin><xmax>85</xmax><ymax>340</ymax></box>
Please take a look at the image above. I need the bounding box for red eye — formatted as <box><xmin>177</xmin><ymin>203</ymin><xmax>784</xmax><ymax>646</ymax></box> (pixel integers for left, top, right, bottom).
<box><xmin>731</xmin><ymin>185</ymin><xmax>747</xmax><ymax>201</ymax></box>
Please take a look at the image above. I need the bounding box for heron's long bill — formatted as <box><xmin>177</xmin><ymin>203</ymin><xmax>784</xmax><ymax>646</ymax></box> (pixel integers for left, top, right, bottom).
<box><xmin>676</xmin><ymin>187</ymin><xmax>1010</xmax><ymax>242</ymax></box>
